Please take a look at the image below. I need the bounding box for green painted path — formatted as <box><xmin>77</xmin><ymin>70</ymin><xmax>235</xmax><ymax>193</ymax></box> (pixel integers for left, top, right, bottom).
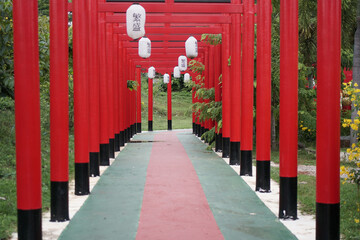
<box><xmin>59</xmin><ymin>130</ymin><xmax>297</xmax><ymax>240</ymax></box>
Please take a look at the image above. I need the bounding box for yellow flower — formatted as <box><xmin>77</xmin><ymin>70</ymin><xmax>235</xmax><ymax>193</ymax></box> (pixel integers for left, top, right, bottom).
<box><xmin>355</xmin><ymin>219</ymin><xmax>359</xmax><ymax>224</ymax></box>
<box><xmin>342</xmin><ymin>123</ymin><xmax>348</xmax><ymax>128</ymax></box>
<box><xmin>347</xmin><ymin>148</ymin><xmax>351</xmax><ymax>153</ymax></box>
<box><xmin>355</xmin><ymin>83</ymin><xmax>359</xmax><ymax>87</ymax></box>
<box><xmin>302</xmin><ymin>127</ymin><xmax>308</xmax><ymax>131</ymax></box>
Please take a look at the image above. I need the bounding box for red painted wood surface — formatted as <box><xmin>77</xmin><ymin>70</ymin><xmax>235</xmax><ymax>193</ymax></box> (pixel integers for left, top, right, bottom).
<box><xmin>279</xmin><ymin>0</ymin><xmax>298</xmax><ymax>178</ymax></box>
<box><xmin>50</xmin><ymin>0</ymin><xmax>69</xmax><ymax>181</ymax></box>
<box><xmin>13</xmin><ymin>0</ymin><xmax>42</xmax><ymax>209</ymax></box>
<box><xmin>241</xmin><ymin>0</ymin><xmax>255</xmax><ymax>151</ymax></box>
<box><xmin>73</xmin><ymin>0</ymin><xmax>89</xmax><ymax>164</ymax></box>
<box><xmin>316</xmin><ymin>0</ymin><xmax>341</xmax><ymax>204</ymax></box>
<box><xmin>256</xmin><ymin>0</ymin><xmax>272</xmax><ymax>161</ymax></box>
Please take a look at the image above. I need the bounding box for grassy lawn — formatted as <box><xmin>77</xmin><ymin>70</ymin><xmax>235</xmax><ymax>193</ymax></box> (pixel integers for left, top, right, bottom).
<box><xmin>263</xmin><ymin>149</ymin><xmax>360</xmax><ymax>240</ymax></box>
<box><xmin>0</xmin><ymin>104</ymin><xmax>75</xmax><ymax>239</ymax></box>
<box><xmin>140</xmin><ymin>78</ymin><xmax>193</xmax><ymax>131</ymax></box>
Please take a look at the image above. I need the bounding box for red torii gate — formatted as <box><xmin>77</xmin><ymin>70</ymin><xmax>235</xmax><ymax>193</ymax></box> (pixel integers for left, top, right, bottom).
<box><xmin>12</xmin><ymin>0</ymin><xmax>341</xmax><ymax>239</ymax></box>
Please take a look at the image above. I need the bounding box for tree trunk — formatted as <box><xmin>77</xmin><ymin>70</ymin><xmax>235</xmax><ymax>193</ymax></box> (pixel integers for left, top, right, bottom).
<box><xmin>350</xmin><ymin>1</ymin><xmax>360</xmax><ymax>145</ymax></box>
<box><xmin>271</xmin><ymin>110</ymin><xmax>278</xmax><ymax>150</ymax></box>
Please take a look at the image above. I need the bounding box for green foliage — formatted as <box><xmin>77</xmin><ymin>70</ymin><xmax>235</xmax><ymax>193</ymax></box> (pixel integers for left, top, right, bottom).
<box><xmin>0</xmin><ymin>0</ymin><xmax>14</xmax><ymax>98</ymax></box>
<box><xmin>127</xmin><ymin>80</ymin><xmax>138</xmax><ymax>91</ymax></box>
<box><xmin>201</xmin><ymin>34</ymin><xmax>222</xmax><ymax>45</ymax></box>
<box><xmin>201</xmin><ymin>127</ymin><xmax>216</xmax><ymax>149</ymax></box>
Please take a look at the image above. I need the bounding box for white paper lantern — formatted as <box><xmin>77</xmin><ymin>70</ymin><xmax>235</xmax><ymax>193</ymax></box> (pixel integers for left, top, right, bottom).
<box><xmin>163</xmin><ymin>74</ymin><xmax>170</xmax><ymax>84</ymax></box>
<box><xmin>184</xmin><ymin>73</ymin><xmax>191</xmax><ymax>83</ymax></box>
<box><xmin>126</xmin><ymin>3</ymin><xmax>146</xmax><ymax>40</ymax></box>
<box><xmin>173</xmin><ymin>66</ymin><xmax>180</xmax><ymax>78</ymax></box>
<box><xmin>148</xmin><ymin>66</ymin><xmax>155</xmax><ymax>79</ymax></box>
<box><xmin>185</xmin><ymin>36</ymin><xmax>198</xmax><ymax>59</ymax></box>
<box><xmin>138</xmin><ymin>37</ymin><xmax>151</xmax><ymax>58</ymax></box>
<box><xmin>178</xmin><ymin>55</ymin><xmax>187</xmax><ymax>71</ymax></box>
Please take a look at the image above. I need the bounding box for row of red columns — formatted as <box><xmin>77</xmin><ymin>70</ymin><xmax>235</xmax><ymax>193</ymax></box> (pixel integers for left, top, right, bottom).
<box><xmin>190</xmin><ymin>0</ymin><xmax>341</xmax><ymax>238</ymax></box>
<box><xmin>13</xmin><ymin>0</ymin><xmax>341</xmax><ymax>238</ymax></box>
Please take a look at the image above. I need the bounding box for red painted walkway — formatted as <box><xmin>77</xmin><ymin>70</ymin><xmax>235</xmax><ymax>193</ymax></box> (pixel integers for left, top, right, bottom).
<box><xmin>136</xmin><ymin>132</ymin><xmax>224</xmax><ymax>240</ymax></box>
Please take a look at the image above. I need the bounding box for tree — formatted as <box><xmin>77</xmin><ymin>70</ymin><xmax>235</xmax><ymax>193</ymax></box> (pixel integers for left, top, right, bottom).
<box><xmin>351</xmin><ymin>0</ymin><xmax>360</xmax><ymax>145</ymax></box>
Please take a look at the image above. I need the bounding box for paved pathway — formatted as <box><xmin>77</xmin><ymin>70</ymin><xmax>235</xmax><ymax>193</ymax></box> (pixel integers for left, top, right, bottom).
<box><xmin>59</xmin><ymin>131</ymin><xmax>297</xmax><ymax>240</ymax></box>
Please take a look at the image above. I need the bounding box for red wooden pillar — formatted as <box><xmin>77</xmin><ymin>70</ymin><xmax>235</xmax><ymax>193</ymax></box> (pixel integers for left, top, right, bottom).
<box><xmin>113</xmin><ymin>31</ymin><xmax>120</xmax><ymax>152</ymax></box>
<box><xmin>118</xmin><ymin>41</ymin><xmax>125</xmax><ymax>146</ymax></box>
<box><xmin>13</xmin><ymin>0</ymin><xmax>42</xmax><ymax>237</ymax></box>
<box><xmin>204</xmin><ymin>48</ymin><xmax>210</xmax><ymax>133</ymax></box>
<box><xmin>131</xmin><ymin>62</ymin><xmax>136</xmax><ymax>136</ymax></box>
<box><xmin>148</xmin><ymin>77</ymin><xmax>154</xmax><ymax>131</ymax></box>
<box><xmin>106</xmin><ymin>19</ymin><xmax>115</xmax><ymax>158</ymax></box>
<box><xmin>98</xmin><ymin>8</ymin><xmax>110</xmax><ymax>166</ymax></box>
<box><xmin>208</xmin><ymin>45</ymin><xmax>215</xmax><ymax>130</ymax></box>
<box><xmin>240</xmin><ymin>0</ymin><xmax>255</xmax><ymax>176</ymax></box>
<box><xmin>50</xmin><ymin>0</ymin><xmax>70</xmax><ymax>222</ymax></box>
<box><xmin>168</xmin><ymin>75</ymin><xmax>172</xmax><ymax>130</ymax></box>
<box><xmin>88</xmin><ymin>0</ymin><xmax>100</xmax><ymax>176</ymax></box>
<box><xmin>229</xmin><ymin>11</ymin><xmax>241</xmax><ymax>165</ymax></box>
<box><xmin>123</xmin><ymin>49</ymin><xmax>130</xmax><ymax>142</ymax></box>
<box><xmin>73</xmin><ymin>0</ymin><xmax>90</xmax><ymax>195</ymax></box>
<box><xmin>222</xmin><ymin>24</ymin><xmax>231</xmax><ymax>158</ymax></box>
<box><xmin>214</xmin><ymin>44</ymin><xmax>223</xmax><ymax>152</ymax></box>
<box><xmin>316</xmin><ymin>0</ymin><xmax>341</xmax><ymax>238</ymax></box>
<box><xmin>136</xmin><ymin>66</ymin><xmax>142</xmax><ymax>133</ymax></box>
<box><xmin>255</xmin><ymin>0</ymin><xmax>271</xmax><ymax>192</ymax></box>
<box><xmin>279</xmin><ymin>0</ymin><xmax>298</xmax><ymax>220</ymax></box>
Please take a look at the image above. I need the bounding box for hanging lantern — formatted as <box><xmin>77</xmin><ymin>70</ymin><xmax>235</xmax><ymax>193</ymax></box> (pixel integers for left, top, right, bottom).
<box><xmin>138</xmin><ymin>37</ymin><xmax>151</xmax><ymax>58</ymax></box>
<box><xmin>148</xmin><ymin>66</ymin><xmax>155</xmax><ymax>79</ymax></box>
<box><xmin>126</xmin><ymin>3</ymin><xmax>146</xmax><ymax>40</ymax></box>
<box><xmin>178</xmin><ymin>55</ymin><xmax>187</xmax><ymax>71</ymax></box>
<box><xmin>163</xmin><ymin>73</ymin><xmax>170</xmax><ymax>84</ymax></box>
<box><xmin>184</xmin><ymin>73</ymin><xmax>191</xmax><ymax>83</ymax></box>
<box><xmin>185</xmin><ymin>36</ymin><xmax>198</xmax><ymax>59</ymax></box>
<box><xmin>173</xmin><ymin>66</ymin><xmax>180</xmax><ymax>78</ymax></box>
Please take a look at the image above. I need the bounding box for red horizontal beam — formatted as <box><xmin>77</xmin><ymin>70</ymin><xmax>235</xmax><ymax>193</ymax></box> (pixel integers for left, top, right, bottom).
<box><xmin>117</xmin><ymin>34</ymin><xmax>202</xmax><ymax>41</ymax></box>
<box><xmin>106</xmin><ymin>14</ymin><xmax>231</xmax><ymax>24</ymax></box>
<box><xmin>122</xmin><ymin>41</ymin><xmax>208</xmax><ymax>48</ymax></box>
<box><xmin>98</xmin><ymin>3</ymin><xmax>243</xmax><ymax>14</ymax></box>
<box><xmin>113</xmin><ymin>26</ymin><xmax>222</xmax><ymax>34</ymax></box>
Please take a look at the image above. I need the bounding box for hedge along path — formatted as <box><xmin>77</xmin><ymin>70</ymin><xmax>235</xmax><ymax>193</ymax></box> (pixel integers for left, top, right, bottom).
<box><xmin>59</xmin><ymin>130</ymin><xmax>297</xmax><ymax>240</ymax></box>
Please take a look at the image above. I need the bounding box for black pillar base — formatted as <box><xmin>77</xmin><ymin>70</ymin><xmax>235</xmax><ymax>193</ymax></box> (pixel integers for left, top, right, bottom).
<box><xmin>240</xmin><ymin>150</ymin><xmax>252</xmax><ymax>176</ymax></box>
<box><xmin>148</xmin><ymin>120</ymin><xmax>153</xmax><ymax>131</ymax></box>
<box><xmin>124</xmin><ymin>128</ymin><xmax>129</xmax><ymax>143</ymax></box>
<box><xmin>100</xmin><ymin>143</ymin><xmax>109</xmax><ymax>166</ymax></box>
<box><xmin>119</xmin><ymin>131</ymin><xmax>125</xmax><ymax>147</ymax></box>
<box><xmin>109</xmin><ymin>138</ymin><xmax>115</xmax><ymax>158</ymax></box>
<box><xmin>50</xmin><ymin>181</ymin><xmax>69</xmax><ymax>222</ymax></box>
<box><xmin>316</xmin><ymin>203</ymin><xmax>340</xmax><ymax>240</ymax></box>
<box><xmin>222</xmin><ymin>137</ymin><xmax>230</xmax><ymax>158</ymax></box>
<box><xmin>215</xmin><ymin>133</ymin><xmax>223</xmax><ymax>152</ymax></box>
<box><xmin>75</xmin><ymin>163</ymin><xmax>89</xmax><ymax>195</ymax></box>
<box><xmin>196</xmin><ymin>124</ymin><xmax>200</xmax><ymax>137</ymax></box>
<box><xmin>229</xmin><ymin>141</ymin><xmax>240</xmax><ymax>165</ymax></box>
<box><xmin>168</xmin><ymin>120</ymin><xmax>172</xmax><ymax>130</ymax></box>
<box><xmin>17</xmin><ymin>209</ymin><xmax>42</xmax><ymax>240</ymax></box>
<box><xmin>201</xmin><ymin>126</ymin><xmax>205</xmax><ymax>136</ymax></box>
<box><xmin>132</xmin><ymin>124</ymin><xmax>136</xmax><ymax>137</ymax></box>
<box><xmin>137</xmin><ymin>122</ymin><xmax>141</xmax><ymax>133</ymax></box>
<box><xmin>255</xmin><ymin>160</ymin><xmax>271</xmax><ymax>192</ymax></box>
<box><xmin>192</xmin><ymin>122</ymin><xmax>196</xmax><ymax>134</ymax></box>
<box><xmin>89</xmin><ymin>152</ymin><xmax>100</xmax><ymax>177</ymax></box>
<box><xmin>279</xmin><ymin>177</ymin><xmax>297</xmax><ymax>220</ymax></box>
<box><xmin>127</xmin><ymin>127</ymin><xmax>131</xmax><ymax>141</ymax></box>
<box><xmin>114</xmin><ymin>133</ymin><xmax>120</xmax><ymax>151</ymax></box>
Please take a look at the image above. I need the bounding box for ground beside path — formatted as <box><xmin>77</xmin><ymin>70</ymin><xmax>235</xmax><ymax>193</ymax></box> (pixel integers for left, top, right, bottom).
<box><xmin>59</xmin><ymin>130</ymin><xmax>297</xmax><ymax>240</ymax></box>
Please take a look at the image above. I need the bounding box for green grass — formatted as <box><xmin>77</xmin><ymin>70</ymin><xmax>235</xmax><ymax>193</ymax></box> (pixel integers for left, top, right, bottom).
<box><xmin>140</xmin><ymin>78</ymin><xmax>193</xmax><ymax>131</ymax></box>
<box><xmin>259</xmin><ymin>148</ymin><xmax>360</xmax><ymax>240</ymax></box>
<box><xmin>0</xmin><ymin>102</ymin><xmax>75</xmax><ymax>240</ymax></box>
